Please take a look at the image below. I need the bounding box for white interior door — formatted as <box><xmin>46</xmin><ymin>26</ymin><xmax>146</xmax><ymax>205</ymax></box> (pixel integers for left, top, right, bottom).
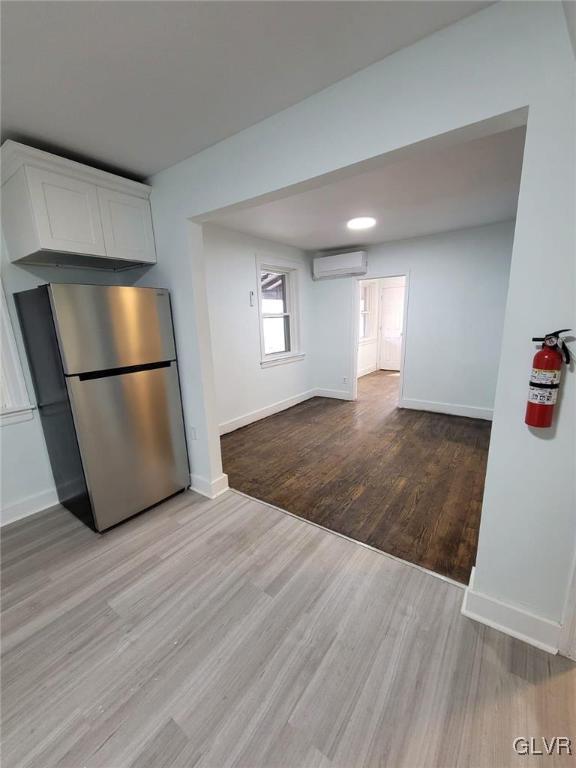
<box><xmin>378</xmin><ymin>277</ymin><xmax>405</xmax><ymax>371</ymax></box>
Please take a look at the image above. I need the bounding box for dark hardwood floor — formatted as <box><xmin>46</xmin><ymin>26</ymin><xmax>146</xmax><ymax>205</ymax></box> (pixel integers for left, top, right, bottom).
<box><xmin>221</xmin><ymin>372</ymin><xmax>491</xmax><ymax>583</ymax></box>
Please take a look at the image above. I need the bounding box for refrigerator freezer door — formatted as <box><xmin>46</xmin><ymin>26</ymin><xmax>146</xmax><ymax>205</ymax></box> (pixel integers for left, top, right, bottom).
<box><xmin>49</xmin><ymin>284</ymin><xmax>176</xmax><ymax>374</ymax></box>
<box><xmin>67</xmin><ymin>362</ymin><xmax>189</xmax><ymax>530</ymax></box>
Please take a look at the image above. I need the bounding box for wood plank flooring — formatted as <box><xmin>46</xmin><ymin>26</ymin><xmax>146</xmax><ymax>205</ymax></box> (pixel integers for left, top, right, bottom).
<box><xmin>1</xmin><ymin>491</ymin><xmax>574</xmax><ymax>768</ymax></box>
<box><xmin>221</xmin><ymin>372</ymin><xmax>491</xmax><ymax>583</ymax></box>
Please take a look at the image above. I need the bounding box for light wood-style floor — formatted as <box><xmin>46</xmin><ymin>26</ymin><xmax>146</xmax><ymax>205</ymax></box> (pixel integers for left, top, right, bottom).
<box><xmin>1</xmin><ymin>491</ymin><xmax>574</xmax><ymax>768</ymax></box>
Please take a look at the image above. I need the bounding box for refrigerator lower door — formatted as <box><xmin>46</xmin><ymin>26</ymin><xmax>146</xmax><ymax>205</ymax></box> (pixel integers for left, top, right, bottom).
<box><xmin>67</xmin><ymin>362</ymin><xmax>189</xmax><ymax>531</ymax></box>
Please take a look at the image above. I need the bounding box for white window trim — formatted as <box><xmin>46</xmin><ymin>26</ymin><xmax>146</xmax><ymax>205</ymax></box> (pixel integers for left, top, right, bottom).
<box><xmin>1</xmin><ymin>280</ymin><xmax>34</xmax><ymax>426</ymax></box>
<box><xmin>359</xmin><ymin>280</ymin><xmax>379</xmax><ymax>344</ymax></box>
<box><xmin>255</xmin><ymin>255</ymin><xmax>305</xmax><ymax>368</ymax></box>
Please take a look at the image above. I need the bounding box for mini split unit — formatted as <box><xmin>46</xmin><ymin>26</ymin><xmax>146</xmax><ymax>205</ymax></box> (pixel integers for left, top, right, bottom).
<box><xmin>312</xmin><ymin>250</ymin><xmax>368</xmax><ymax>279</ymax></box>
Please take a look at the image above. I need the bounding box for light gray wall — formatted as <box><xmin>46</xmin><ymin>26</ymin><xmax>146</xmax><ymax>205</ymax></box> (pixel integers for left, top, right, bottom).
<box><xmin>147</xmin><ymin>1</ymin><xmax>575</xmax><ymax>629</ymax></box>
<box><xmin>312</xmin><ymin>222</ymin><xmax>514</xmax><ymax>416</ymax></box>
<box><xmin>204</xmin><ymin>225</ymin><xmax>313</xmax><ymax>431</ymax></box>
<box><xmin>562</xmin><ymin>0</ymin><xmax>576</xmax><ymax>58</ymax></box>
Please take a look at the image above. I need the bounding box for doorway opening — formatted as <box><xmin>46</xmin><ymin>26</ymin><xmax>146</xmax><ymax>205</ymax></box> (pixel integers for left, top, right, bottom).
<box><xmin>357</xmin><ymin>275</ymin><xmax>407</xmax><ymax>409</ymax></box>
<box><xmin>203</xmin><ymin>118</ymin><xmax>524</xmax><ymax>586</ymax></box>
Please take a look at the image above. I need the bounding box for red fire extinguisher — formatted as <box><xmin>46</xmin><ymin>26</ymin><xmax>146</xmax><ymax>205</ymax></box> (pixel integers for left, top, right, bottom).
<box><xmin>525</xmin><ymin>329</ymin><xmax>572</xmax><ymax>428</ymax></box>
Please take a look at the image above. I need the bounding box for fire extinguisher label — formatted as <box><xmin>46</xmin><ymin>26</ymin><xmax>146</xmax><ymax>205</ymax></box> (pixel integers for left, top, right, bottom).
<box><xmin>528</xmin><ymin>386</ymin><xmax>558</xmax><ymax>405</ymax></box>
<box><xmin>529</xmin><ymin>368</ymin><xmax>561</xmax><ymax>385</ymax></box>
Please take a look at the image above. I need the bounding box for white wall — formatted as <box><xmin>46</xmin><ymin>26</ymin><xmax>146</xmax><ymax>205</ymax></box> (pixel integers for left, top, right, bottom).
<box><xmin>316</xmin><ymin>222</ymin><xmax>514</xmax><ymax>419</ymax></box>
<box><xmin>124</xmin><ymin>220</ymin><xmax>227</xmax><ymax>498</ymax></box>
<box><xmin>203</xmin><ymin>225</ymin><xmax>313</xmax><ymax>432</ymax></box>
<box><xmin>1</xmin><ymin>412</ymin><xmax>58</xmax><ymax>525</ymax></box>
<box><xmin>147</xmin><ymin>1</ymin><xmax>575</xmax><ymax>643</ymax></box>
<box><xmin>357</xmin><ymin>339</ymin><xmax>379</xmax><ymax>379</ymax></box>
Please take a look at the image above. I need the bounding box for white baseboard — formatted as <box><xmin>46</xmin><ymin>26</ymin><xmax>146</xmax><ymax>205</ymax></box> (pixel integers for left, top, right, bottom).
<box><xmin>314</xmin><ymin>388</ymin><xmax>354</xmax><ymax>400</ymax></box>
<box><xmin>2</xmin><ymin>474</ymin><xmax>230</xmax><ymax>525</ymax></box>
<box><xmin>1</xmin><ymin>486</ymin><xmax>59</xmax><ymax>527</ymax></box>
<box><xmin>219</xmin><ymin>390</ymin><xmax>317</xmax><ymax>435</ymax></box>
<box><xmin>559</xmin><ymin>553</ymin><xmax>576</xmax><ymax>660</ymax></box>
<box><xmin>461</xmin><ymin>567</ymin><xmax>561</xmax><ymax>654</ymax></box>
<box><xmin>218</xmin><ymin>388</ymin><xmax>355</xmax><ymax>436</ymax></box>
<box><xmin>399</xmin><ymin>398</ymin><xmax>493</xmax><ymax>421</ymax></box>
<box><xmin>190</xmin><ymin>472</ymin><xmax>229</xmax><ymax>499</ymax></box>
<box><xmin>358</xmin><ymin>365</ymin><xmax>377</xmax><ymax>378</ymax></box>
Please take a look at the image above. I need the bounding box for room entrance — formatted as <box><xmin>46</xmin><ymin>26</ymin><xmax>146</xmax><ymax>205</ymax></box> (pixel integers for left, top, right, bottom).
<box><xmin>357</xmin><ymin>275</ymin><xmax>406</xmax><ymax>389</ymax></box>
<box><xmin>205</xmin><ymin>123</ymin><xmax>523</xmax><ymax>585</ymax></box>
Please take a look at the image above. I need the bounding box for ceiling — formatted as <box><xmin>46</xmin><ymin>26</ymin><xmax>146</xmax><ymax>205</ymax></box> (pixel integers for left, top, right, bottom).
<box><xmin>206</xmin><ymin>126</ymin><xmax>526</xmax><ymax>250</ymax></box>
<box><xmin>1</xmin><ymin>1</ymin><xmax>493</xmax><ymax>178</ymax></box>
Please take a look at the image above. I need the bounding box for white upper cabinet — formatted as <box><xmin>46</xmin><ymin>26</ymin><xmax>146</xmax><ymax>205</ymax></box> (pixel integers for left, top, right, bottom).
<box><xmin>97</xmin><ymin>188</ymin><xmax>156</xmax><ymax>264</ymax></box>
<box><xmin>1</xmin><ymin>141</ymin><xmax>157</xmax><ymax>269</ymax></box>
<box><xmin>26</xmin><ymin>166</ymin><xmax>107</xmax><ymax>257</ymax></box>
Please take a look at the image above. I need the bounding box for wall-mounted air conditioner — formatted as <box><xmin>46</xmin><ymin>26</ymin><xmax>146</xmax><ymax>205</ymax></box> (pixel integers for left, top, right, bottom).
<box><xmin>312</xmin><ymin>250</ymin><xmax>367</xmax><ymax>280</ymax></box>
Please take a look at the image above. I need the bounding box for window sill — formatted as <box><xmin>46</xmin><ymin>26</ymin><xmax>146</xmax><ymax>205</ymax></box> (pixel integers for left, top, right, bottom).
<box><xmin>260</xmin><ymin>352</ymin><xmax>306</xmax><ymax>369</ymax></box>
<box><xmin>0</xmin><ymin>405</ymin><xmax>35</xmax><ymax>426</ymax></box>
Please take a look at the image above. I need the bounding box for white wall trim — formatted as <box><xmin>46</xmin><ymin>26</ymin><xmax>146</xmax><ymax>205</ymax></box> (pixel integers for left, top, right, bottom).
<box><xmin>190</xmin><ymin>472</ymin><xmax>229</xmax><ymax>499</ymax></box>
<box><xmin>1</xmin><ymin>486</ymin><xmax>59</xmax><ymax>527</ymax></box>
<box><xmin>260</xmin><ymin>352</ymin><xmax>306</xmax><ymax>369</ymax></box>
<box><xmin>1</xmin><ymin>474</ymin><xmax>230</xmax><ymax>526</ymax></box>
<box><xmin>0</xmin><ymin>405</ymin><xmax>35</xmax><ymax>426</ymax></box>
<box><xmin>358</xmin><ymin>364</ymin><xmax>378</xmax><ymax>378</ymax></box>
<box><xmin>219</xmin><ymin>389</ymin><xmax>317</xmax><ymax>435</ymax></box>
<box><xmin>255</xmin><ymin>253</ymin><xmax>304</xmax><ymax>367</ymax></box>
<box><xmin>399</xmin><ymin>398</ymin><xmax>493</xmax><ymax>421</ymax></box>
<box><xmin>219</xmin><ymin>387</ymin><xmax>354</xmax><ymax>436</ymax></box>
<box><xmin>462</xmin><ymin>567</ymin><xmax>561</xmax><ymax>654</ymax></box>
<box><xmin>1</xmin><ymin>140</ymin><xmax>151</xmax><ymax>197</ymax></box>
<box><xmin>313</xmin><ymin>388</ymin><xmax>354</xmax><ymax>401</ymax></box>
<box><xmin>559</xmin><ymin>548</ymin><xmax>576</xmax><ymax>660</ymax></box>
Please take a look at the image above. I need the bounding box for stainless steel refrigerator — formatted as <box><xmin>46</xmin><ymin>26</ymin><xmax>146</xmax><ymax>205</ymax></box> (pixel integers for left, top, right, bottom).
<box><xmin>16</xmin><ymin>283</ymin><xmax>190</xmax><ymax>531</ymax></box>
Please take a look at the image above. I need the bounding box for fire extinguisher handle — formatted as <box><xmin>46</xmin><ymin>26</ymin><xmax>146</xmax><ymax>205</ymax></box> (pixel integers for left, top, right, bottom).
<box><xmin>531</xmin><ymin>329</ymin><xmax>572</xmax><ymax>364</ymax></box>
<box><xmin>531</xmin><ymin>329</ymin><xmax>572</xmax><ymax>342</ymax></box>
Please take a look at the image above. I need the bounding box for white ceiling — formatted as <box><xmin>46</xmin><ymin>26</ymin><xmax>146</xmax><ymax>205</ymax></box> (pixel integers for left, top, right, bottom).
<box><xmin>1</xmin><ymin>1</ymin><xmax>493</xmax><ymax>178</ymax></box>
<box><xmin>206</xmin><ymin>127</ymin><xmax>525</xmax><ymax>250</ymax></box>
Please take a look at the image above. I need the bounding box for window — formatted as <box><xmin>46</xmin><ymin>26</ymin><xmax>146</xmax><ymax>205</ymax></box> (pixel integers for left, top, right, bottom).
<box><xmin>359</xmin><ymin>281</ymin><xmax>378</xmax><ymax>341</ymax></box>
<box><xmin>1</xmin><ymin>281</ymin><xmax>33</xmax><ymax>425</ymax></box>
<box><xmin>261</xmin><ymin>271</ymin><xmax>291</xmax><ymax>355</ymax></box>
<box><xmin>257</xmin><ymin>258</ymin><xmax>304</xmax><ymax>367</ymax></box>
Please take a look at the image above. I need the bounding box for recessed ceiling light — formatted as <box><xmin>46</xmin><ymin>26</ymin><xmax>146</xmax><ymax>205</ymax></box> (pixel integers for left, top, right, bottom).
<box><xmin>346</xmin><ymin>216</ymin><xmax>376</xmax><ymax>230</ymax></box>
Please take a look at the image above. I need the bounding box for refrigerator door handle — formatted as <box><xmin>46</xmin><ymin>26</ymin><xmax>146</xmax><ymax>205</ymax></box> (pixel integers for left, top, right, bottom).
<box><xmin>76</xmin><ymin>360</ymin><xmax>172</xmax><ymax>382</ymax></box>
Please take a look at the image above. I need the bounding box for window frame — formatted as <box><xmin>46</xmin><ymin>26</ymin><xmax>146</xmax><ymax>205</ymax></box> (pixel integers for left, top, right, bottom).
<box><xmin>255</xmin><ymin>256</ymin><xmax>305</xmax><ymax>368</ymax></box>
<box><xmin>358</xmin><ymin>280</ymin><xmax>379</xmax><ymax>344</ymax></box>
<box><xmin>1</xmin><ymin>280</ymin><xmax>34</xmax><ymax>426</ymax></box>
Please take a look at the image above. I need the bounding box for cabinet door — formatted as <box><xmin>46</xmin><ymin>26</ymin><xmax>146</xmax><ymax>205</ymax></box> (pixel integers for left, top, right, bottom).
<box><xmin>97</xmin><ymin>187</ymin><xmax>156</xmax><ymax>264</ymax></box>
<box><xmin>25</xmin><ymin>166</ymin><xmax>106</xmax><ymax>256</ymax></box>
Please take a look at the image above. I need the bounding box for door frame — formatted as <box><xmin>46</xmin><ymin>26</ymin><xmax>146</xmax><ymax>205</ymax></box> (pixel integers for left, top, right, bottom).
<box><xmin>349</xmin><ymin>271</ymin><xmax>410</xmax><ymax>401</ymax></box>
